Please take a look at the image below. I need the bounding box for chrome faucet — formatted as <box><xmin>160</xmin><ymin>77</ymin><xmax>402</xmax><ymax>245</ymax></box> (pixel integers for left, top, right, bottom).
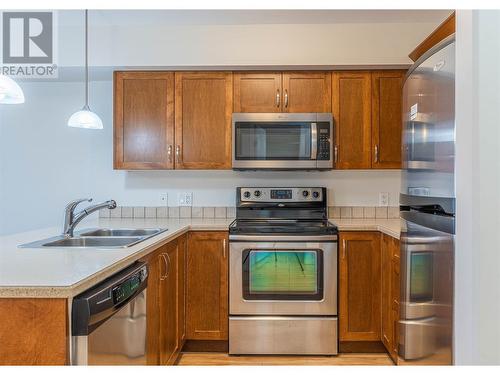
<box><xmin>63</xmin><ymin>198</ymin><xmax>117</xmax><ymax>237</ymax></box>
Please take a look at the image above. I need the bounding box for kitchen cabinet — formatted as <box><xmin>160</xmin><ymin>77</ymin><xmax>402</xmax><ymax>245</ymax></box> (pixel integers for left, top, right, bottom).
<box><xmin>159</xmin><ymin>240</ymin><xmax>179</xmax><ymax>365</ymax></box>
<box><xmin>339</xmin><ymin>231</ymin><xmax>381</xmax><ymax>341</ymax></box>
<box><xmin>233</xmin><ymin>72</ymin><xmax>282</xmax><ymax>112</ymax></box>
<box><xmin>371</xmin><ymin>71</ymin><xmax>405</xmax><ymax>169</ymax></box>
<box><xmin>332</xmin><ymin>72</ymin><xmax>372</xmax><ymax>169</ymax></box>
<box><xmin>390</xmin><ymin>236</ymin><xmax>401</xmax><ymax>363</ymax></box>
<box><xmin>144</xmin><ymin>237</ymin><xmax>186</xmax><ymax>366</ymax></box>
<box><xmin>0</xmin><ymin>299</ymin><xmax>68</xmax><ymax>365</ymax></box>
<box><xmin>332</xmin><ymin>70</ymin><xmax>405</xmax><ymax>170</ymax></box>
<box><xmin>233</xmin><ymin>72</ymin><xmax>331</xmax><ymax>113</ymax></box>
<box><xmin>186</xmin><ymin>231</ymin><xmax>228</xmax><ymax>340</ymax></box>
<box><xmin>177</xmin><ymin>234</ymin><xmax>187</xmax><ymax>348</ymax></box>
<box><xmin>282</xmin><ymin>72</ymin><xmax>331</xmax><ymax>112</ymax></box>
<box><xmin>175</xmin><ymin>72</ymin><xmax>233</xmax><ymax>169</ymax></box>
<box><xmin>114</xmin><ymin>71</ymin><xmax>175</xmax><ymax>170</ymax></box>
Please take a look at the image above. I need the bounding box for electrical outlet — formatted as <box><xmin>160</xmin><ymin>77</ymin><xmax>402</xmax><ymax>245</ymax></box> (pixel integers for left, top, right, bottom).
<box><xmin>379</xmin><ymin>192</ymin><xmax>389</xmax><ymax>207</ymax></box>
<box><xmin>178</xmin><ymin>192</ymin><xmax>193</xmax><ymax>206</ymax></box>
<box><xmin>159</xmin><ymin>193</ymin><xmax>168</xmax><ymax>206</ymax></box>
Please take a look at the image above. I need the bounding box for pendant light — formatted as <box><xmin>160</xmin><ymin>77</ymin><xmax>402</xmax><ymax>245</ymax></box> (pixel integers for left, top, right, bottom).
<box><xmin>68</xmin><ymin>9</ymin><xmax>103</xmax><ymax>129</ymax></box>
<box><xmin>0</xmin><ymin>75</ymin><xmax>25</xmax><ymax>104</ymax></box>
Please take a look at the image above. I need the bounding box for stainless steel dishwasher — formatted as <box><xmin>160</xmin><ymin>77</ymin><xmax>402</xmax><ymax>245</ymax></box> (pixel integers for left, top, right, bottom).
<box><xmin>71</xmin><ymin>262</ymin><xmax>148</xmax><ymax>365</ymax></box>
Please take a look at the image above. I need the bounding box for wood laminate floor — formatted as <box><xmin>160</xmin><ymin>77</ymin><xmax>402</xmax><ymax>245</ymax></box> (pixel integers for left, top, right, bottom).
<box><xmin>177</xmin><ymin>352</ymin><xmax>394</xmax><ymax>366</ymax></box>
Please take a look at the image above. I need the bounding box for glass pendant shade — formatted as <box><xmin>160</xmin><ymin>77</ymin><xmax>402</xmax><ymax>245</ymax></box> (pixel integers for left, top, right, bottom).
<box><xmin>67</xmin><ymin>10</ymin><xmax>103</xmax><ymax>130</ymax></box>
<box><xmin>0</xmin><ymin>75</ymin><xmax>25</xmax><ymax>104</ymax></box>
<box><xmin>68</xmin><ymin>105</ymin><xmax>103</xmax><ymax>129</ymax></box>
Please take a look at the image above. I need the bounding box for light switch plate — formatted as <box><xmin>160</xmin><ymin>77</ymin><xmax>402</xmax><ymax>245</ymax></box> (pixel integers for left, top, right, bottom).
<box><xmin>178</xmin><ymin>192</ymin><xmax>193</xmax><ymax>206</ymax></box>
<box><xmin>379</xmin><ymin>192</ymin><xmax>389</xmax><ymax>207</ymax></box>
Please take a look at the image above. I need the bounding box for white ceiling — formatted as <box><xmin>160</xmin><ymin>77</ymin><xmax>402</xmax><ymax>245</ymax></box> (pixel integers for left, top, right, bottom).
<box><xmin>59</xmin><ymin>9</ymin><xmax>453</xmax><ymax>27</ymax></box>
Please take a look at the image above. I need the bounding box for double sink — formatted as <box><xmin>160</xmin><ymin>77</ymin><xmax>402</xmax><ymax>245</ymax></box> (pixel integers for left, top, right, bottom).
<box><xmin>19</xmin><ymin>228</ymin><xmax>168</xmax><ymax>249</ymax></box>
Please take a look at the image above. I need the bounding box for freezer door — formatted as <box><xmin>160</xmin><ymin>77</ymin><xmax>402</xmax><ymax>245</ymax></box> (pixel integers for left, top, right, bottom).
<box><xmin>401</xmin><ymin>39</ymin><xmax>455</xmax><ymax>200</ymax></box>
<box><xmin>399</xmin><ymin>219</ymin><xmax>453</xmax><ymax>364</ymax></box>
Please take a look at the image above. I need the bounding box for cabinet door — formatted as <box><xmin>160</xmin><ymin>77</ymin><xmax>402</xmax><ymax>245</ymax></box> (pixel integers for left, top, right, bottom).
<box><xmin>332</xmin><ymin>72</ymin><xmax>372</xmax><ymax>169</ymax></box>
<box><xmin>144</xmin><ymin>248</ymin><xmax>162</xmax><ymax>365</ymax></box>
<box><xmin>186</xmin><ymin>231</ymin><xmax>228</xmax><ymax>340</ymax></box>
<box><xmin>381</xmin><ymin>234</ymin><xmax>393</xmax><ymax>351</ymax></box>
<box><xmin>339</xmin><ymin>232</ymin><xmax>381</xmax><ymax>341</ymax></box>
<box><xmin>175</xmin><ymin>72</ymin><xmax>233</xmax><ymax>169</ymax></box>
<box><xmin>159</xmin><ymin>241</ymin><xmax>178</xmax><ymax>365</ymax></box>
<box><xmin>371</xmin><ymin>71</ymin><xmax>405</xmax><ymax>169</ymax></box>
<box><xmin>177</xmin><ymin>234</ymin><xmax>187</xmax><ymax>348</ymax></box>
<box><xmin>282</xmin><ymin>72</ymin><xmax>332</xmax><ymax>113</ymax></box>
<box><xmin>114</xmin><ymin>71</ymin><xmax>174</xmax><ymax>170</ymax></box>
<box><xmin>233</xmin><ymin>72</ymin><xmax>282</xmax><ymax>112</ymax></box>
<box><xmin>390</xmin><ymin>237</ymin><xmax>401</xmax><ymax>362</ymax></box>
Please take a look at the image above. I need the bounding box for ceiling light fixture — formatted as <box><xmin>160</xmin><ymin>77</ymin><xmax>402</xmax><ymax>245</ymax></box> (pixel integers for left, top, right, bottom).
<box><xmin>68</xmin><ymin>9</ymin><xmax>103</xmax><ymax>130</ymax></box>
<box><xmin>0</xmin><ymin>75</ymin><xmax>25</xmax><ymax>104</ymax></box>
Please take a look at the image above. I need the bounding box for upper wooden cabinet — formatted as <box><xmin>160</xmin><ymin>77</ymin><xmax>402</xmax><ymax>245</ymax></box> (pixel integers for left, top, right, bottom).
<box><xmin>332</xmin><ymin>72</ymin><xmax>372</xmax><ymax>169</ymax></box>
<box><xmin>339</xmin><ymin>231</ymin><xmax>381</xmax><ymax>342</ymax></box>
<box><xmin>282</xmin><ymin>72</ymin><xmax>332</xmax><ymax>112</ymax></box>
<box><xmin>233</xmin><ymin>72</ymin><xmax>331</xmax><ymax>113</ymax></box>
<box><xmin>333</xmin><ymin>70</ymin><xmax>404</xmax><ymax>170</ymax></box>
<box><xmin>175</xmin><ymin>72</ymin><xmax>233</xmax><ymax>169</ymax></box>
<box><xmin>114</xmin><ymin>71</ymin><xmax>175</xmax><ymax>170</ymax></box>
<box><xmin>233</xmin><ymin>72</ymin><xmax>282</xmax><ymax>112</ymax></box>
<box><xmin>186</xmin><ymin>231</ymin><xmax>228</xmax><ymax>341</ymax></box>
<box><xmin>372</xmin><ymin>71</ymin><xmax>405</xmax><ymax>169</ymax></box>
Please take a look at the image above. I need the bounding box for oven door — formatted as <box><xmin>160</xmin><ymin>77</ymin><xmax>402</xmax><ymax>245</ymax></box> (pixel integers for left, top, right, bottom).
<box><xmin>229</xmin><ymin>239</ymin><xmax>337</xmax><ymax>315</ymax></box>
<box><xmin>232</xmin><ymin>113</ymin><xmax>332</xmax><ymax>170</ymax></box>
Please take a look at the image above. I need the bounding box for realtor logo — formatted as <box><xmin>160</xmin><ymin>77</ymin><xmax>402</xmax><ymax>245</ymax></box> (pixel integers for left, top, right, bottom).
<box><xmin>1</xmin><ymin>11</ymin><xmax>58</xmax><ymax>78</ymax></box>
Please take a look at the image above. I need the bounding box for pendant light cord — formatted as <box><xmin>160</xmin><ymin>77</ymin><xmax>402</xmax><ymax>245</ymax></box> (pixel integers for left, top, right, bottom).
<box><xmin>85</xmin><ymin>9</ymin><xmax>89</xmax><ymax>107</ymax></box>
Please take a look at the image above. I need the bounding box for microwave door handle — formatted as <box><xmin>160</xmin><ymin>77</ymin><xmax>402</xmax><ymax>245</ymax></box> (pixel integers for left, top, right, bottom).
<box><xmin>311</xmin><ymin>122</ymin><xmax>318</xmax><ymax>160</ymax></box>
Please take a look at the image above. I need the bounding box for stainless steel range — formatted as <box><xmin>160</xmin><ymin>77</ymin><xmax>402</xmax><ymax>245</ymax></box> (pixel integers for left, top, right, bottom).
<box><xmin>229</xmin><ymin>187</ymin><xmax>338</xmax><ymax>355</ymax></box>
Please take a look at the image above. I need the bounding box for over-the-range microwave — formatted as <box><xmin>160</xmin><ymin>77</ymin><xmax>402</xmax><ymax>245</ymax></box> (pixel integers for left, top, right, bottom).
<box><xmin>232</xmin><ymin>113</ymin><xmax>333</xmax><ymax>170</ymax></box>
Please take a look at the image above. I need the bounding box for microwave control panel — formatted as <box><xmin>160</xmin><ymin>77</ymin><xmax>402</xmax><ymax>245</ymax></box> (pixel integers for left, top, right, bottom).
<box><xmin>317</xmin><ymin>122</ymin><xmax>331</xmax><ymax>160</ymax></box>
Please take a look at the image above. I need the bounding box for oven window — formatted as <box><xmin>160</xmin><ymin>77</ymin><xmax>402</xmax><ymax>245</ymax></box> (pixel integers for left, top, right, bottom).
<box><xmin>242</xmin><ymin>249</ymin><xmax>323</xmax><ymax>300</ymax></box>
<box><xmin>410</xmin><ymin>252</ymin><xmax>433</xmax><ymax>302</ymax></box>
<box><xmin>235</xmin><ymin>122</ymin><xmax>312</xmax><ymax>160</ymax></box>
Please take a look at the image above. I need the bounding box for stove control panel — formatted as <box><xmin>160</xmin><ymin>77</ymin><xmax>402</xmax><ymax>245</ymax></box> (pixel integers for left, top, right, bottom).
<box><xmin>239</xmin><ymin>187</ymin><xmax>324</xmax><ymax>202</ymax></box>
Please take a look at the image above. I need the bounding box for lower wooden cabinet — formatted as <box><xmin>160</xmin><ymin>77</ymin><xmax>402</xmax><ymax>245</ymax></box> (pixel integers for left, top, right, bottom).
<box><xmin>186</xmin><ymin>231</ymin><xmax>228</xmax><ymax>340</ymax></box>
<box><xmin>339</xmin><ymin>231</ymin><xmax>381</xmax><ymax>341</ymax></box>
<box><xmin>381</xmin><ymin>233</ymin><xmax>401</xmax><ymax>363</ymax></box>
<box><xmin>143</xmin><ymin>234</ymin><xmax>187</xmax><ymax>365</ymax></box>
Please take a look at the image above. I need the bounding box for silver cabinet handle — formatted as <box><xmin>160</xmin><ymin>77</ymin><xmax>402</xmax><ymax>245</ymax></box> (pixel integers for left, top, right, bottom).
<box><xmin>176</xmin><ymin>145</ymin><xmax>181</xmax><ymax>163</ymax></box>
<box><xmin>164</xmin><ymin>252</ymin><xmax>171</xmax><ymax>279</ymax></box>
<box><xmin>168</xmin><ymin>145</ymin><xmax>173</xmax><ymax>163</ymax></box>
<box><xmin>160</xmin><ymin>254</ymin><xmax>168</xmax><ymax>280</ymax></box>
<box><xmin>342</xmin><ymin>239</ymin><xmax>346</xmax><ymax>259</ymax></box>
<box><xmin>334</xmin><ymin>145</ymin><xmax>338</xmax><ymax>163</ymax></box>
<box><xmin>284</xmin><ymin>89</ymin><xmax>289</xmax><ymax>108</ymax></box>
<box><xmin>374</xmin><ymin>145</ymin><xmax>379</xmax><ymax>163</ymax></box>
<box><xmin>276</xmin><ymin>89</ymin><xmax>280</xmax><ymax>108</ymax></box>
<box><xmin>222</xmin><ymin>238</ymin><xmax>227</xmax><ymax>259</ymax></box>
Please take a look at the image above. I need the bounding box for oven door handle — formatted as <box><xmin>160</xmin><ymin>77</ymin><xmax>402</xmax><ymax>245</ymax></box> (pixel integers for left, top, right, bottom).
<box><xmin>311</xmin><ymin>122</ymin><xmax>318</xmax><ymax>160</ymax></box>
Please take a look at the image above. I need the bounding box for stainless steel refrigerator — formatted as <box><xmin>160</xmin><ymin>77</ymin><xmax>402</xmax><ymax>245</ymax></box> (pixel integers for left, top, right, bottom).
<box><xmin>399</xmin><ymin>35</ymin><xmax>455</xmax><ymax>365</ymax></box>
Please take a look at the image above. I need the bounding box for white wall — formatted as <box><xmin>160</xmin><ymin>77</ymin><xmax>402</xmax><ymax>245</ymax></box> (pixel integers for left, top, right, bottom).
<box><xmin>0</xmin><ymin>82</ymin><xmax>96</xmax><ymax>235</ymax></box>
<box><xmin>455</xmin><ymin>10</ymin><xmax>500</xmax><ymax>365</ymax></box>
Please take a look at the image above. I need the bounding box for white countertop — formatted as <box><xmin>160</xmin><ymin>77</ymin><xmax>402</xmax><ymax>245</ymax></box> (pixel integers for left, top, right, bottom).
<box><xmin>0</xmin><ymin>217</ymin><xmax>400</xmax><ymax>298</ymax></box>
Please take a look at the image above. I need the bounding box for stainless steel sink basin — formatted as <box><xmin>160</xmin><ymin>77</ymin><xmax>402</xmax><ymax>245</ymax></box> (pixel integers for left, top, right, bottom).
<box><xmin>78</xmin><ymin>228</ymin><xmax>165</xmax><ymax>237</ymax></box>
<box><xmin>19</xmin><ymin>227</ymin><xmax>168</xmax><ymax>248</ymax></box>
<box><xmin>42</xmin><ymin>237</ymin><xmax>144</xmax><ymax>248</ymax></box>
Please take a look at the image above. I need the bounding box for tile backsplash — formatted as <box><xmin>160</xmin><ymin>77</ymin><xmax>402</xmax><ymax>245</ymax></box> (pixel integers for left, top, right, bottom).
<box><xmin>100</xmin><ymin>205</ymin><xmax>399</xmax><ymax>219</ymax></box>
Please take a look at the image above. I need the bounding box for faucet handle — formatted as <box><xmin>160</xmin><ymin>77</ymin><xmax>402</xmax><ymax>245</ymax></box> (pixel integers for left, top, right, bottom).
<box><xmin>65</xmin><ymin>198</ymin><xmax>92</xmax><ymax>213</ymax></box>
